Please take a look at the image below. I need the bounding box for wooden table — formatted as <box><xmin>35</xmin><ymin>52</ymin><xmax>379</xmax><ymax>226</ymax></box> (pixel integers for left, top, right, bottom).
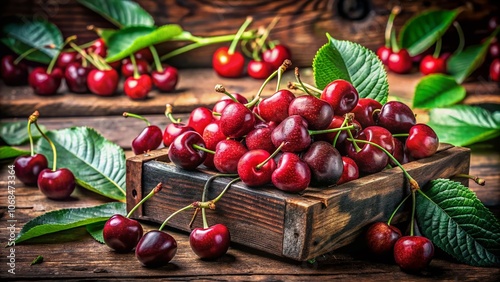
<box><xmin>1</xmin><ymin>69</ymin><xmax>499</xmax><ymax>281</ymax></box>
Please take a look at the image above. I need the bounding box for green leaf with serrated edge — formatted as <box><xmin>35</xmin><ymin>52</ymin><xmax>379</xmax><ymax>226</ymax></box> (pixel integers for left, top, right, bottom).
<box><xmin>15</xmin><ymin>202</ymin><xmax>125</xmax><ymax>244</ymax></box>
<box><xmin>2</xmin><ymin>19</ymin><xmax>63</xmax><ymax>60</ymax></box>
<box><xmin>448</xmin><ymin>28</ymin><xmax>499</xmax><ymax>84</ymax></box>
<box><xmin>105</xmin><ymin>24</ymin><xmax>183</xmax><ymax>62</ymax></box>
<box><xmin>77</xmin><ymin>0</ymin><xmax>154</xmax><ymax>28</ymax></box>
<box><xmin>416</xmin><ymin>179</ymin><xmax>500</xmax><ymax>266</ymax></box>
<box><xmin>413</xmin><ymin>74</ymin><xmax>466</xmax><ymax>109</ymax></box>
<box><xmin>427</xmin><ymin>105</ymin><xmax>500</xmax><ymax>146</ymax></box>
<box><xmin>1</xmin><ymin>38</ymin><xmax>52</xmax><ymax>64</ymax></box>
<box><xmin>86</xmin><ymin>221</ymin><xmax>105</xmax><ymax>244</ymax></box>
<box><xmin>312</xmin><ymin>33</ymin><xmax>389</xmax><ymax>104</ymax></box>
<box><xmin>36</xmin><ymin>127</ymin><xmax>126</xmax><ymax>201</ymax></box>
<box><xmin>0</xmin><ymin>121</ymin><xmax>47</xmax><ymax>146</ymax></box>
<box><xmin>0</xmin><ymin>146</ymin><xmax>30</xmax><ymax>160</ymax></box>
<box><xmin>399</xmin><ymin>9</ymin><xmax>460</xmax><ymax>57</ymax></box>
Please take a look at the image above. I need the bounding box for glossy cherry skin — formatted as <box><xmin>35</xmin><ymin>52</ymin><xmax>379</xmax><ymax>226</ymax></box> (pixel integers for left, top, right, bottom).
<box><xmin>189</xmin><ymin>224</ymin><xmax>231</xmax><ymax>259</ymax></box>
<box><xmin>212</xmin><ymin>47</ymin><xmax>245</xmax><ymax>78</ymax></box>
<box><xmin>1</xmin><ymin>55</ymin><xmax>28</xmax><ymax>86</ymax></box>
<box><xmin>163</xmin><ymin>123</ymin><xmax>194</xmax><ymax>147</ymax></box>
<box><xmin>132</xmin><ymin>125</ymin><xmax>163</xmax><ymax>155</ymax></box>
<box><xmin>187</xmin><ymin>107</ymin><xmax>214</xmax><ymax>135</ymax></box>
<box><xmin>103</xmin><ymin>214</ymin><xmax>143</xmax><ymax>253</ymax></box>
<box><xmin>237</xmin><ymin>149</ymin><xmax>277</xmax><ymax>187</ymax></box>
<box><xmin>272</xmin><ymin>152</ymin><xmax>311</xmax><ymax>193</ymax></box>
<box><xmin>302</xmin><ymin>141</ymin><xmax>343</xmax><ymax>187</ymax></box>
<box><xmin>220</xmin><ymin>102</ymin><xmax>255</xmax><ymax>138</ymax></box>
<box><xmin>387</xmin><ymin>49</ymin><xmax>412</xmax><ymax>74</ymax></box>
<box><xmin>121</xmin><ymin>58</ymin><xmax>150</xmax><ymax>78</ymax></box>
<box><xmin>365</xmin><ymin>222</ymin><xmax>402</xmax><ymax>256</ymax></box>
<box><xmin>320</xmin><ymin>79</ymin><xmax>359</xmax><ymax>116</ymax></box>
<box><xmin>202</xmin><ymin>121</ymin><xmax>227</xmax><ymax>169</ymax></box>
<box><xmin>168</xmin><ymin>131</ymin><xmax>207</xmax><ymax>170</ymax></box>
<box><xmin>28</xmin><ymin>67</ymin><xmax>63</xmax><ymax>95</ymax></box>
<box><xmin>376</xmin><ymin>46</ymin><xmax>392</xmax><ymax>65</ymax></box>
<box><xmin>56</xmin><ymin>51</ymin><xmax>80</xmax><ymax>70</ymax></box>
<box><xmin>152</xmin><ymin>65</ymin><xmax>178</xmax><ymax>92</ymax></box>
<box><xmin>490</xmin><ymin>58</ymin><xmax>500</xmax><ymax>82</ymax></box>
<box><xmin>394</xmin><ymin>236</ymin><xmax>434</xmax><ymax>272</ymax></box>
<box><xmin>405</xmin><ymin>124</ymin><xmax>439</xmax><ymax>159</ymax></box>
<box><xmin>419</xmin><ymin>55</ymin><xmax>446</xmax><ymax>75</ymax></box>
<box><xmin>124</xmin><ymin>74</ymin><xmax>152</xmax><ymax>100</ymax></box>
<box><xmin>134</xmin><ymin>47</ymin><xmax>154</xmax><ymax>63</ymax></box>
<box><xmin>37</xmin><ymin>168</ymin><xmax>76</xmax><ymax>200</ymax></box>
<box><xmin>391</xmin><ymin>137</ymin><xmax>410</xmax><ymax>166</ymax></box>
<box><xmin>87</xmin><ymin>69</ymin><xmax>119</xmax><ymax>96</ymax></box>
<box><xmin>288</xmin><ymin>95</ymin><xmax>334</xmax><ymax>130</ymax></box>
<box><xmin>262</xmin><ymin>45</ymin><xmax>291</xmax><ymax>69</ymax></box>
<box><xmin>351</xmin><ymin>98</ymin><xmax>382</xmax><ymax>129</ymax></box>
<box><xmin>271</xmin><ymin>115</ymin><xmax>311</xmax><ymax>153</ymax></box>
<box><xmin>247</xmin><ymin>60</ymin><xmax>273</xmax><ymax>79</ymax></box>
<box><xmin>64</xmin><ymin>62</ymin><xmax>90</xmax><ymax>93</ymax></box>
<box><xmin>377</xmin><ymin>101</ymin><xmax>416</xmax><ymax>134</ymax></box>
<box><xmin>257</xmin><ymin>89</ymin><xmax>295</xmax><ymax>124</ymax></box>
<box><xmin>214</xmin><ymin>139</ymin><xmax>248</xmax><ymax>174</ymax></box>
<box><xmin>13</xmin><ymin>154</ymin><xmax>48</xmax><ymax>185</ymax></box>
<box><xmin>135</xmin><ymin>230</ymin><xmax>177</xmax><ymax>267</ymax></box>
<box><xmin>86</xmin><ymin>38</ymin><xmax>107</xmax><ymax>57</ymax></box>
<box><xmin>245</xmin><ymin>121</ymin><xmax>277</xmax><ymax>154</ymax></box>
<box><xmin>336</xmin><ymin>156</ymin><xmax>359</xmax><ymax>185</ymax></box>
<box><xmin>212</xmin><ymin>93</ymin><xmax>249</xmax><ymax>119</ymax></box>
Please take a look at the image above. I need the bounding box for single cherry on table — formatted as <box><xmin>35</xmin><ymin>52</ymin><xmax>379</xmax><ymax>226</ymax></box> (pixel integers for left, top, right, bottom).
<box><xmin>123</xmin><ymin>112</ymin><xmax>163</xmax><ymax>155</ymax></box>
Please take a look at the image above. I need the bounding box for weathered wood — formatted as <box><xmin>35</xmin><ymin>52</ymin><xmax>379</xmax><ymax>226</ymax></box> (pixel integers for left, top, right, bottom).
<box><xmin>126</xmin><ymin>144</ymin><xmax>471</xmax><ymax>261</ymax></box>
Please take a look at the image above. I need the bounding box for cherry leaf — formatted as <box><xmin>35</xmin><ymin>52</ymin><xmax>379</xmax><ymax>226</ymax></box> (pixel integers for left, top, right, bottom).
<box><xmin>0</xmin><ymin>121</ymin><xmax>47</xmax><ymax>146</ymax></box>
<box><xmin>413</xmin><ymin>74</ymin><xmax>466</xmax><ymax>109</ymax></box>
<box><xmin>416</xmin><ymin>179</ymin><xmax>500</xmax><ymax>266</ymax></box>
<box><xmin>313</xmin><ymin>33</ymin><xmax>389</xmax><ymax>104</ymax></box>
<box><xmin>77</xmin><ymin>0</ymin><xmax>154</xmax><ymax>28</ymax></box>
<box><xmin>86</xmin><ymin>221</ymin><xmax>105</xmax><ymax>244</ymax></box>
<box><xmin>0</xmin><ymin>146</ymin><xmax>30</xmax><ymax>160</ymax></box>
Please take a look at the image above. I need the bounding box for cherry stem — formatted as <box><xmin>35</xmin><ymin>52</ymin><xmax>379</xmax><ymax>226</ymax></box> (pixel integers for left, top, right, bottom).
<box><xmin>333</xmin><ymin>118</ymin><xmax>349</xmax><ymax>147</ymax></box>
<box><xmin>453</xmin><ymin>21</ymin><xmax>465</xmax><ymax>55</ymax></box>
<box><xmin>13</xmin><ymin>46</ymin><xmax>42</xmax><ymax>65</ymax></box>
<box><xmin>192</xmin><ymin>144</ymin><xmax>215</xmax><ymax>155</ymax></box>
<box><xmin>410</xmin><ymin>190</ymin><xmax>416</xmax><ymax>236</ymax></box>
<box><xmin>392</xmin><ymin>133</ymin><xmax>409</xmax><ymax>138</ymax></box>
<box><xmin>308</xmin><ymin>125</ymin><xmax>356</xmax><ymax>136</ymax></box>
<box><xmin>127</xmin><ymin>182</ymin><xmax>163</xmax><ymax>218</ymax></box>
<box><xmin>130</xmin><ymin>54</ymin><xmax>140</xmax><ymax>79</ymax></box>
<box><xmin>385</xmin><ymin>6</ymin><xmax>401</xmax><ymax>48</ymax></box>
<box><xmin>294</xmin><ymin>67</ymin><xmax>311</xmax><ymax>95</ymax></box>
<box><xmin>247</xmin><ymin>59</ymin><xmax>292</xmax><ymax>108</ymax></box>
<box><xmin>229</xmin><ymin>16</ymin><xmax>253</xmax><ymax>55</ymax></box>
<box><xmin>433</xmin><ymin>38</ymin><xmax>442</xmax><ymax>58</ymax></box>
<box><xmin>387</xmin><ymin>192</ymin><xmax>411</xmax><ymax>226</ymax></box>
<box><xmin>454</xmin><ymin>173</ymin><xmax>486</xmax><ymax>186</ymax></box>
<box><xmin>149</xmin><ymin>45</ymin><xmax>164</xmax><ymax>73</ymax></box>
<box><xmin>346</xmin><ymin>129</ymin><xmax>361</xmax><ymax>152</ymax></box>
<box><xmin>288</xmin><ymin>81</ymin><xmax>322</xmax><ymax>97</ymax></box>
<box><xmin>70</xmin><ymin>42</ymin><xmax>96</xmax><ymax>68</ymax></box>
<box><xmin>27</xmin><ymin>119</ymin><xmax>35</xmax><ymax>157</ymax></box>
<box><xmin>214</xmin><ymin>84</ymin><xmax>239</xmax><ymax>103</ymax></box>
<box><xmin>201</xmin><ymin>174</ymin><xmax>239</xmax><ymax>228</ymax></box>
<box><xmin>256</xmin><ymin>16</ymin><xmax>280</xmax><ymax>53</ymax></box>
<box><xmin>30</xmin><ymin>111</ymin><xmax>57</xmax><ymax>171</ymax></box>
<box><xmin>256</xmin><ymin>142</ymin><xmax>285</xmax><ymax>170</ymax></box>
<box><xmin>159</xmin><ymin>204</ymin><xmax>194</xmax><ymax>231</ymax></box>
<box><xmin>123</xmin><ymin>112</ymin><xmax>151</xmax><ymax>126</ymax></box>
<box><xmin>47</xmin><ymin>35</ymin><xmax>77</xmax><ymax>74</ymax></box>
<box><xmin>165</xmin><ymin>104</ymin><xmax>181</xmax><ymax>123</ymax></box>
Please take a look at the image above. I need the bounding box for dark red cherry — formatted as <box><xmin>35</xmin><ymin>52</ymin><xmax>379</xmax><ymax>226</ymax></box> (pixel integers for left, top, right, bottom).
<box><xmin>351</xmin><ymin>98</ymin><xmax>382</xmax><ymax>129</ymax></box>
<box><xmin>271</xmin><ymin>115</ymin><xmax>311</xmax><ymax>153</ymax></box>
<box><xmin>245</xmin><ymin>121</ymin><xmax>277</xmax><ymax>154</ymax></box>
<box><xmin>377</xmin><ymin>101</ymin><xmax>416</xmax><ymax>134</ymax></box>
<box><xmin>28</xmin><ymin>67</ymin><xmax>63</xmax><ymax>96</ymax></box>
<box><xmin>163</xmin><ymin>122</ymin><xmax>194</xmax><ymax>147</ymax></box>
<box><xmin>262</xmin><ymin>44</ymin><xmax>291</xmax><ymax>70</ymax></box>
<box><xmin>121</xmin><ymin>58</ymin><xmax>150</xmax><ymax>78</ymax></box>
<box><xmin>419</xmin><ymin>55</ymin><xmax>446</xmax><ymax>75</ymax></box>
<box><xmin>336</xmin><ymin>156</ymin><xmax>359</xmax><ymax>185</ymax></box>
<box><xmin>394</xmin><ymin>236</ymin><xmax>434</xmax><ymax>272</ymax></box>
<box><xmin>124</xmin><ymin>74</ymin><xmax>152</xmax><ymax>100</ymax></box>
<box><xmin>1</xmin><ymin>55</ymin><xmax>28</xmax><ymax>85</ymax></box>
<box><xmin>86</xmin><ymin>38</ymin><xmax>107</xmax><ymax>57</ymax></box>
<box><xmin>387</xmin><ymin>49</ymin><xmax>412</xmax><ymax>74</ymax></box>
<box><xmin>320</xmin><ymin>79</ymin><xmax>359</xmax><ymax>116</ymax></box>
<box><xmin>56</xmin><ymin>51</ymin><xmax>80</xmax><ymax>70</ymax></box>
<box><xmin>314</xmin><ymin>115</ymin><xmax>361</xmax><ymax>155</ymax></box>
<box><xmin>302</xmin><ymin>141</ymin><xmax>343</xmax><ymax>187</ymax></box>
<box><xmin>488</xmin><ymin>41</ymin><xmax>499</xmax><ymax>58</ymax></box>
<box><xmin>103</xmin><ymin>214</ymin><xmax>143</xmax><ymax>253</ymax></box>
<box><xmin>376</xmin><ymin>46</ymin><xmax>392</xmax><ymax>65</ymax></box>
<box><xmin>212</xmin><ymin>93</ymin><xmax>248</xmax><ymax>119</ymax></box>
<box><xmin>213</xmin><ymin>139</ymin><xmax>248</xmax><ymax>174</ymax></box>
<box><xmin>247</xmin><ymin>60</ymin><xmax>273</xmax><ymax>79</ymax></box>
<box><xmin>168</xmin><ymin>131</ymin><xmax>207</xmax><ymax>170</ymax></box>
<box><xmin>490</xmin><ymin>58</ymin><xmax>500</xmax><ymax>82</ymax></box>
<box><xmin>272</xmin><ymin>152</ymin><xmax>311</xmax><ymax>193</ymax></box>
<box><xmin>237</xmin><ymin>149</ymin><xmax>276</xmax><ymax>187</ymax></box>
<box><xmin>13</xmin><ymin>154</ymin><xmax>48</xmax><ymax>185</ymax></box>
<box><xmin>64</xmin><ymin>62</ymin><xmax>90</xmax><ymax>93</ymax></box>
<box><xmin>131</xmin><ymin>125</ymin><xmax>162</xmax><ymax>155</ymax></box>
<box><xmin>151</xmin><ymin>65</ymin><xmax>178</xmax><ymax>92</ymax></box>
<box><xmin>405</xmin><ymin>123</ymin><xmax>439</xmax><ymax>159</ymax></box>
<box><xmin>220</xmin><ymin>102</ymin><xmax>255</xmax><ymax>138</ymax></box>
<box><xmin>189</xmin><ymin>224</ymin><xmax>231</xmax><ymax>259</ymax></box>
<box><xmin>212</xmin><ymin>47</ymin><xmax>245</xmax><ymax>78</ymax></box>
<box><xmin>135</xmin><ymin>230</ymin><xmax>177</xmax><ymax>268</ymax></box>
<box><xmin>365</xmin><ymin>222</ymin><xmax>402</xmax><ymax>256</ymax></box>
<box><xmin>134</xmin><ymin>47</ymin><xmax>154</xmax><ymax>63</ymax></box>
<box><xmin>37</xmin><ymin>168</ymin><xmax>76</xmax><ymax>200</ymax></box>
<box><xmin>288</xmin><ymin>95</ymin><xmax>334</xmax><ymax>130</ymax></box>
<box><xmin>257</xmin><ymin>89</ymin><xmax>295</xmax><ymax>124</ymax></box>
<box><xmin>87</xmin><ymin>69</ymin><xmax>119</xmax><ymax>96</ymax></box>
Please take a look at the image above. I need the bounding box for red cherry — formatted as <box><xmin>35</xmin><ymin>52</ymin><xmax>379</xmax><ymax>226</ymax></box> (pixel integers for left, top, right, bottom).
<box><xmin>337</xmin><ymin>156</ymin><xmax>359</xmax><ymax>185</ymax></box>
<box><xmin>245</xmin><ymin>121</ymin><xmax>278</xmax><ymax>154</ymax></box>
<box><xmin>387</xmin><ymin>49</ymin><xmax>412</xmax><ymax>74</ymax></box>
<box><xmin>405</xmin><ymin>123</ymin><xmax>439</xmax><ymax>159</ymax></box>
<box><xmin>302</xmin><ymin>141</ymin><xmax>343</xmax><ymax>187</ymax></box>
<box><xmin>187</xmin><ymin>107</ymin><xmax>214</xmax><ymax>135</ymax></box>
<box><xmin>490</xmin><ymin>58</ymin><xmax>500</xmax><ymax>82</ymax></box>
<box><xmin>64</xmin><ymin>62</ymin><xmax>90</xmax><ymax>93</ymax></box>
<box><xmin>135</xmin><ymin>230</ymin><xmax>177</xmax><ymax>267</ymax></box>
<box><xmin>247</xmin><ymin>60</ymin><xmax>273</xmax><ymax>79</ymax></box>
<box><xmin>237</xmin><ymin>149</ymin><xmax>276</xmax><ymax>187</ymax></box>
<box><xmin>272</xmin><ymin>152</ymin><xmax>310</xmax><ymax>193</ymax></box>
<box><xmin>262</xmin><ymin>45</ymin><xmax>291</xmax><ymax>70</ymax></box>
<box><xmin>376</xmin><ymin>46</ymin><xmax>392</xmax><ymax>65</ymax></box>
<box><xmin>86</xmin><ymin>38</ymin><xmax>107</xmax><ymax>57</ymax></box>
<box><xmin>103</xmin><ymin>214</ymin><xmax>143</xmax><ymax>253</ymax></box>
<box><xmin>213</xmin><ymin>139</ymin><xmax>248</xmax><ymax>174</ymax></box>
<box><xmin>151</xmin><ymin>65</ymin><xmax>178</xmax><ymax>92</ymax></box>
<box><xmin>37</xmin><ymin>168</ymin><xmax>76</xmax><ymax>200</ymax></box>
<box><xmin>212</xmin><ymin>47</ymin><xmax>245</xmax><ymax>78</ymax></box>
<box><xmin>394</xmin><ymin>236</ymin><xmax>434</xmax><ymax>272</ymax></box>
<box><xmin>87</xmin><ymin>69</ymin><xmax>119</xmax><ymax>96</ymax></box>
<box><xmin>288</xmin><ymin>95</ymin><xmax>334</xmax><ymax>130</ymax></box>
<box><xmin>28</xmin><ymin>67</ymin><xmax>63</xmax><ymax>96</ymax></box>
<box><xmin>13</xmin><ymin>154</ymin><xmax>48</xmax><ymax>185</ymax></box>
<box><xmin>1</xmin><ymin>55</ymin><xmax>28</xmax><ymax>85</ymax></box>
<box><xmin>220</xmin><ymin>102</ymin><xmax>255</xmax><ymax>138</ymax></box>
<box><xmin>133</xmin><ymin>47</ymin><xmax>154</xmax><ymax>63</ymax></box>
<box><xmin>124</xmin><ymin>74</ymin><xmax>152</xmax><ymax>100</ymax></box>
<box><xmin>271</xmin><ymin>115</ymin><xmax>311</xmax><ymax>153</ymax></box>
<box><xmin>201</xmin><ymin>121</ymin><xmax>227</xmax><ymax>169</ymax></box>
<box><xmin>365</xmin><ymin>222</ymin><xmax>402</xmax><ymax>256</ymax></box>
<box><xmin>320</xmin><ymin>79</ymin><xmax>359</xmax><ymax>116</ymax></box>
<box><xmin>131</xmin><ymin>125</ymin><xmax>163</xmax><ymax>155</ymax></box>
<box><xmin>121</xmin><ymin>58</ymin><xmax>150</xmax><ymax>78</ymax></box>
<box><xmin>189</xmin><ymin>224</ymin><xmax>231</xmax><ymax>259</ymax></box>
<box><xmin>351</xmin><ymin>98</ymin><xmax>382</xmax><ymax>129</ymax></box>
<box><xmin>168</xmin><ymin>131</ymin><xmax>207</xmax><ymax>170</ymax></box>
<box><xmin>419</xmin><ymin>55</ymin><xmax>446</xmax><ymax>75</ymax></box>
<box><xmin>489</xmin><ymin>41</ymin><xmax>499</xmax><ymax>58</ymax></box>
<box><xmin>163</xmin><ymin>122</ymin><xmax>194</xmax><ymax>147</ymax></box>
<box><xmin>257</xmin><ymin>89</ymin><xmax>295</xmax><ymax>124</ymax></box>
<box><xmin>56</xmin><ymin>51</ymin><xmax>80</xmax><ymax>70</ymax></box>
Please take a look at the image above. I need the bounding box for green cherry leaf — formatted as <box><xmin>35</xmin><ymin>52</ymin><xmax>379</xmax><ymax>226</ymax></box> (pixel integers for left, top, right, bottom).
<box><xmin>105</xmin><ymin>24</ymin><xmax>183</xmax><ymax>62</ymax></box>
<box><xmin>2</xmin><ymin>18</ymin><xmax>63</xmax><ymax>60</ymax></box>
<box><xmin>0</xmin><ymin>121</ymin><xmax>47</xmax><ymax>146</ymax></box>
<box><xmin>416</xmin><ymin>179</ymin><xmax>500</xmax><ymax>266</ymax></box>
<box><xmin>427</xmin><ymin>105</ymin><xmax>500</xmax><ymax>146</ymax></box>
<box><xmin>399</xmin><ymin>9</ymin><xmax>460</xmax><ymax>57</ymax></box>
<box><xmin>86</xmin><ymin>221</ymin><xmax>105</xmax><ymax>244</ymax></box>
<box><xmin>413</xmin><ymin>74</ymin><xmax>466</xmax><ymax>109</ymax></box>
<box><xmin>36</xmin><ymin>127</ymin><xmax>126</xmax><ymax>201</ymax></box>
<box><xmin>0</xmin><ymin>38</ymin><xmax>52</xmax><ymax>64</ymax></box>
<box><xmin>77</xmin><ymin>0</ymin><xmax>154</xmax><ymax>28</ymax></box>
<box><xmin>0</xmin><ymin>146</ymin><xmax>30</xmax><ymax>160</ymax></box>
<box><xmin>313</xmin><ymin>33</ymin><xmax>389</xmax><ymax>104</ymax></box>
<box><xmin>15</xmin><ymin>202</ymin><xmax>125</xmax><ymax>244</ymax></box>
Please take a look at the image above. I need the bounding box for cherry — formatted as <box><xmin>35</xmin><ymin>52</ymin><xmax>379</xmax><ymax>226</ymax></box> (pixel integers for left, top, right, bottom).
<box><xmin>38</xmin><ymin>168</ymin><xmax>76</xmax><ymax>200</ymax></box>
<box><xmin>351</xmin><ymin>98</ymin><xmax>382</xmax><ymax>129</ymax></box>
<box><xmin>28</xmin><ymin>67</ymin><xmax>63</xmax><ymax>96</ymax></box>
<box><xmin>271</xmin><ymin>115</ymin><xmax>311</xmax><ymax>153</ymax></box>
<box><xmin>314</xmin><ymin>115</ymin><xmax>361</xmax><ymax>155</ymax></box>
<box><xmin>87</xmin><ymin>68</ymin><xmax>119</xmax><ymax>96</ymax></box>
<box><xmin>163</xmin><ymin>122</ymin><xmax>194</xmax><ymax>148</ymax></box>
<box><xmin>151</xmin><ymin>65</ymin><xmax>178</xmax><ymax>92</ymax></box>
<box><xmin>201</xmin><ymin>121</ymin><xmax>227</xmax><ymax>169</ymax></box>
<box><xmin>133</xmin><ymin>47</ymin><xmax>154</xmax><ymax>63</ymax></box>
<box><xmin>488</xmin><ymin>40</ymin><xmax>499</xmax><ymax>59</ymax></box>
<box><xmin>320</xmin><ymin>79</ymin><xmax>359</xmax><ymax>116</ymax></box>
<box><xmin>212</xmin><ymin>89</ymin><xmax>249</xmax><ymax>119</ymax></box>
<box><xmin>394</xmin><ymin>236</ymin><xmax>434</xmax><ymax>272</ymax></box>
<box><xmin>245</xmin><ymin>121</ymin><xmax>277</xmax><ymax>154</ymax></box>
<box><xmin>288</xmin><ymin>95</ymin><xmax>334</xmax><ymax>130</ymax></box>
<box><xmin>220</xmin><ymin>102</ymin><xmax>255</xmax><ymax>138</ymax></box>
<box><xmin>124</xmin><ymin>74</ymin><xmax>152</xmax><ymax>100</ymax></box>
<box><xmin>121</xmin><ymin>58</ymin><xmax>150</xmax><ymax>78</ymax></box>
<box><xmin>135</xmin><ymin>230</ymin><xmax>177</xmax><ymax>267</ymax></box>
<box><xmin>405</xmin><ymin>123</ymin><xmax>439</xmax><ymax>159</ymax></box>
<box><xmin>247</xmin><ymin>60</ymin><xmax>273</xmax><ymax>79</ymax></box>
<box><xmin>257</xmin><ymin>89</ymin><xmax>295</xmax><ymax>124</ymax></box>
<box><xmin>86</xmin><ymin>38</ymin><xmax>107</xmax><ymax>57</ymax></box>
<box><xmin>272</xmin><ymin>152</ymin><xmax>311</xmax><ymax>193</ymax></box>
<box><xmin>1</xmin><ymin>55</ymin><xmax>28</xmax><ymax>86</ymax></box>
<box><xmin>14</xmin><ymin>154</ymin><xmax>48</xmax><ymax>186</ymax></box>
<box><xmin>213</xmin><ymin>139</ymin><xmax>248</xmax><ymax>174</ymax></box>
<box><xmin>123</xmin><ymin>112</ymin><xmax>163</xmax><ymax>155</ymax></box>
<box><xmin>262</xmin><ymin>44</ymin><xmax>291</xmax><ymax>70</ymax></box>
<box><xmin>187</xmin><ymin>107</ymin><xmax>214</xmax><ymax>135</ymax></box>
<box><xmin>168</xmin><ymin>131</ymin><xmax>207</xmax><ymax>170</ymax></box>
<box><xmin>64</xmin><ymin>62</ymin><xmax>90</xmax><ymax>93</ymax></box>
<box><xmin>488</xmin><ymin>16</ymin><xmax>499</xmax><ymax>31</ymax></box>
<box><xmin>377</xmin><ymin>101</ymin><xmax>416</xmax><ymax>134</ymax></box>
<box><xmin>378</xmin><ymin>6</ymin><xmax>399</xmax><ymax>66</ymax></box>
<box><xmin>376</xmin><ymin>46</ymin><xmax>392</xmax><ymax>65</ymax></box>
<box><xmin>490</xmin><ymin>58</ymin><xmax>500</xmax><ymax>82</ymax></box>
<box><xmin>190</xmin><ymin>223</ymin><xmax>231</xmax><ymax>259</ymax></box>
<box><xmin>336</xmin><ymin>156</ymin><xmax>359</xmax><ymax>185</ymax></box>
<box><xmin>302</xmin><ymin>141</ymin><xmax>343</xmax><ymax>187</ymax></box>
<box><xmin>419</xmin><ymin>55</ymin><xmax>446</xmax><ymax>75</ymax></box>
<box><xmin>391</xmin><ymin>137</ymin><xmax>410</xmax><ymax>166</ymax></box>
<box><xmin>365</xmin><ymin>222</ymin><xmax>402</xmax><ymax>256</ymax></box>
<box><xmin>387</xmin><ymin>49</ymin><xmax>412</xmax><ymax>74</ymax></box>
<box><xmin>237</xmin><ymin>149</ymin><xmax>276</xmax><ymax>187</ymax></box>
<box><xmin>56</xmin><ymin>51</ymin><xmax>80</xmax><ymax>70</ymax></box>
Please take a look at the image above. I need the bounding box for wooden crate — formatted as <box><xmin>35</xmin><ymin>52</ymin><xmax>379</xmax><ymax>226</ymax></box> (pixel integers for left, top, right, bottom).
<box><xmin>126</xmin><ymin>143</ymin><xmax>470</xmax><ymax>261</ymax></box>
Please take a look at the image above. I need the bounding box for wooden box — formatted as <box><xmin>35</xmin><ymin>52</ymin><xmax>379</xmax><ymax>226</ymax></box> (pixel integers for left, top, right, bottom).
<box><xmin>126</xmin><ymin>144</ymin><xmax>470</xmax><ymax>261</ymax></box>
